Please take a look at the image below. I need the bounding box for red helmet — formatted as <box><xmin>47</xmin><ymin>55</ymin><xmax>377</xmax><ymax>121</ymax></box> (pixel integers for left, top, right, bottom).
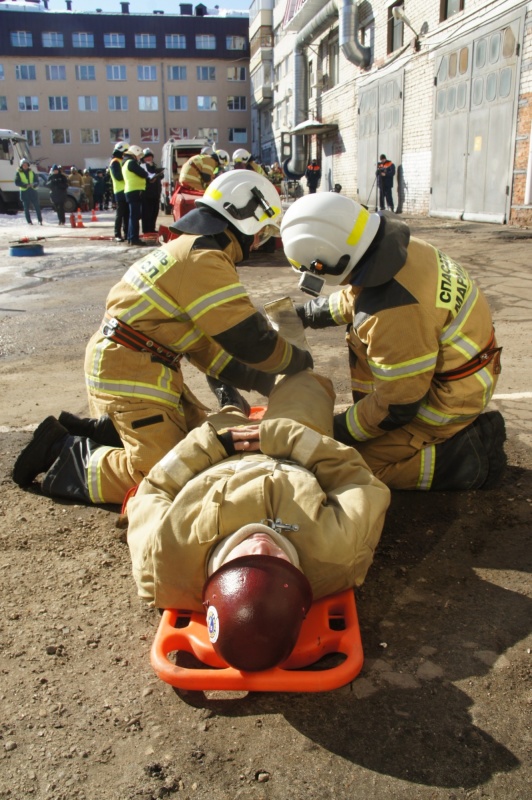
<box><xmin>202</xmin><ymin>555</ymin><xmax>312</xmax><ymax>672</ymax></box>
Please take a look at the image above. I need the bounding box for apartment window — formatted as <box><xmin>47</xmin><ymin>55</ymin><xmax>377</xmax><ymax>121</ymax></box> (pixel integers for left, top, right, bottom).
<box><xmin>76</xmin><ymin>65</ymin><xmax>96</xmax><ymax>81</ymax></box>
<box><xmin>81</xmin><ymin>128</ymin><xmax>100</xmax><ymax>144</ymax></box>
<box><xmin>107</xmin><ymin>65</ymin><xmax>127</xmax><ymax>81</ymax></box>
<box><xmin>327</xmin><ymin>32</ymin><xmax>340</xmax><ymax>86</ymax></box>
<box><xmin>226</xmin><ymin>36</ymin><xmax>246</xmax><ymax>51</ymax></box>
<box><xmin>441</xmin><ymin>0</ymin><xmax>465</xmax><ymax>21</ymax></box>
<box><xmin>388</xmin><ymin>3</ymin><xmax>404</xmax><ymax>53</ymax></box>
<box><xmin>169</xmin><ymin>127</ymin><xmax>189</xmax><ymax>139</ymax></box>
<box><xmin>104</xmin><ymin>33</ymin><xmax>125</xmax><ymax>49</ymax></box>
<box><xmin>73</xmin><ymin>32</ymin><xmax>94</xmax><ymax>48</ymax></box>
<box><xmin>135</xmin><ymin>34</ymin><xmax>156</xmax><ymax>49</ymax></box>
<box><xmin>168</xmin><ymin>96</ymin><xmax>188</xmax><ymax>111</ymax></box>
<box><xmin>197</xmin><ymin>66</ymin><xmax>215</xmax><ymax>81</ymax></box>
<box><xmin>196</xmin><ymin>35</ymin><xmax>216</xmax><ymax>50</ymax></box>
<box><xmin>78</xmin><ymin>95</ymin><xmax>98</xmax><ymax>111</ymax></box>
<box><xmin>197</xmin><ymin>95</ymin><xmax>217</xmax><ymax>111</ymax></box>
<box><xmin>0</xmin><ymin>65</ymin><xmax>4</xmax><ymax>80</ymax></box>
<box><xmin>11</xmin><ymin>31</ymin><xmax>33</xmax><ymax>47</ymax></box>
<box><xmin>0</xmin><ymin>96</ymin><xmax>7</xmax><ymax>111</ymax></box>
<box><xmin>16</xmin><ymin>65</ymin><xmax>36</xmax><ymax>80</ymax></box>
<box><xmin>166</xmin><ymin>34</ymin><xmax>186</xmax><ymax>49</ymax></box>
<box><xmin>21</xmin><ymin>129</ymin><xmax>41</xmax><ymax>147</ymax></box>
<box><xmin>229</xmin><ymin>128</ymin><xmax>247</xmax><ymax>143</ymax></box>
<box><xmin>167</xmin><ymin>65</ymin><xmax>187</xmax><ymax>80</ymax></box>
<box><xmin>109</xmin><ymin>96</ymin><xmax>128</xmax><ymax>111</ymax></box>
<box><xmin>198</xmin><ymin>127</ymin><xmax>218</xmax><ymax>141</ymax></box>
<box><xmin>49</xmin><ymin>96</ymin><xmax>69</xmax><ymax>111</ymax></box>
<box><xmin>46</xmin><ymin>65</ymin><xmax>67</xmax><ymax>81</ymax></box>
<box><xmin>42</xmin><ymin>32</ymin><xmax>64</xmax><ymax>48</ymax></box>
<box><xmin>139</xmin><ymin>96</ymin><xmax>159</xmax><ymax>111</ymax></box>
<box><xmin>18</xmin><ymin>96</ymin><xmax>39</xmax><ymax>111</ymax></box>
<box><xmin>51</xmin><ymin>129</ymin><xmax>71</xmax><ymax>144</ymax></box>
<box><xmin>110</xmin><ymin>128</ymin><xmax>129</xmax><ymax>143</ymax></box>
<box><xmin>227</xmin><ymin>66</ymin><xmax>246</xmax><ymax>81</ymax></box>
<box><xmin>141</xmin><ymin>127</ymin><xmax>159</xmax><ymax>143</ymax></box>
<box><xmin>228</xmin><ymin>96</ymin><xmax>247</xmax><ymax>111</ymax></box>
<box><xmin>138</xmin><ymin>65</ymin><xmax>157</xmax><ymax>81</ymax></box>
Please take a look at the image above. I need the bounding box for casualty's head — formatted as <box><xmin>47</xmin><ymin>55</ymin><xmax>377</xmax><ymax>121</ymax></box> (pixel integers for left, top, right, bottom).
<box><xmin>280</xmin><ymin>193</ymin><xmax>382</xmax><ymax>296</ymax></box>
<box><xmin>169</xmin><ymin>170</ymin><xmax>282</xmax><ymax>256</ymax></box>
<box><xmin>202</xmin><ymin>523</ymin><xmax>312</xmax><ymax>671</ymax></box>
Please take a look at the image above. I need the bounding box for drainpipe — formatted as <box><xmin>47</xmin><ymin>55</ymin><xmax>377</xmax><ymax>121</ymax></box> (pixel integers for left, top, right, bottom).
<box><xmin>285</xmin><ymin>0</ymin><xmax>371</xmax><ymax>178</ymax></box>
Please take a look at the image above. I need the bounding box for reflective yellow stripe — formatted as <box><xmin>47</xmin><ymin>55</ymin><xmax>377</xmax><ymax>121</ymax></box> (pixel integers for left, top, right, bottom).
<box><xmin>87</xmin><ymin>446</ymin><xmax>115</xmax><ymax>504</ymax></box>
<box><xmin>345</xmin><ymin>404</ymin><xmax>372</xmax><ymax>442</ymax></box>
<box><xmin>351</xmin><ymin>377</ymin><xmax>374</xmax><ymax>393</ymax></box>
<box><xmin>329</xmin><ymin>292</ymin><xmax>350</xmax><ymax>325</ymax></box>
<box><xmin>369</xmin><ymin>351</ymin><xmax>438</xmax><ymax>381</ymax></box>
<box><xmin>417</xmin><ymin>445</ymin><xmax>435</xmax><ymax>490</ymax></box>
<box><xmin>208</xmin><ymin>350</ymin><xmax>232</xmax><ymax>376</ymax></box>
<box><xmin>185</xmin><ymin>282</ymin><xmax>249</xmax><ymax>322</ymax></box>
<box><xmin>346</xmin><ymin>207</ymin><xmax>370</xmax><ymax>246</ymax></box>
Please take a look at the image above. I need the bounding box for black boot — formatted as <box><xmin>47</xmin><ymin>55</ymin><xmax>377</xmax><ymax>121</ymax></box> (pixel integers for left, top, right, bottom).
<box><xmin>473</xmin><ymin>410</ymin><xmax>507</xmax><ymax>489</ymax></box>
<box><xmin>206</xmin><ymin>376</ymin><xmax>250</xmax><ymax>417</ymax></box>
<box><xmin>58</xmin><ymin>411</ymin><xmax>122</xmax><ymax>448</ymax></box>
<box><xmin>13</xmin><ymin>416</ymin><xmax>69</xmax><ymax>488</ymax></box>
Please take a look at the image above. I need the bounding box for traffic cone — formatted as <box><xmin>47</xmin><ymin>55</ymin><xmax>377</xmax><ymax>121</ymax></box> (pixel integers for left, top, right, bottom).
<box><xmin>91</xmin><ymin>208</ymin><xmax>98</xmax><ymax>222</ymax></box>
<box><xmin>76</xmin><ymin>210</ymin><xmax>85</xmax><ymax>228</ymax></box>
<box><xmin>70</xmin><ymin>213</ymin><xmax>76</xmax><ymax>228</ymax></box>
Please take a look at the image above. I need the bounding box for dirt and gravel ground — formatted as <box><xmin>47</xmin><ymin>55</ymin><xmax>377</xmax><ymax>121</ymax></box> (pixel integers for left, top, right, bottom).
<box><xmin>0</xmin><ymin>207</ymin><xmax>530</xmax><ymax>800</ymax></box>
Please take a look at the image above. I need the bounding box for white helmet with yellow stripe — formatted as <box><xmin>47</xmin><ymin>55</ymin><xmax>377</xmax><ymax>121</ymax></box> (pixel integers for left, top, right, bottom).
<box><xmin>280</xmin><ymin>194</ymin><xmax>381</xmax><ymax>294</ymax></box>
<box><xmin>199</xmin><ymin>170</ymin><xmax>282</xmax><ymax>239</ymax></box>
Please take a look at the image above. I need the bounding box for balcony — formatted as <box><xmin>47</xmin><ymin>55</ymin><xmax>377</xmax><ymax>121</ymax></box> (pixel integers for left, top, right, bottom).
<box><xmin>250</xmin><ymin>61</ymin><xmax>273</xmax><ymax>106</ymax></box>
<box><xmin>282</xmin><ymin>0</ymin><xmax>330</xmax><ymax>33</ymax></box>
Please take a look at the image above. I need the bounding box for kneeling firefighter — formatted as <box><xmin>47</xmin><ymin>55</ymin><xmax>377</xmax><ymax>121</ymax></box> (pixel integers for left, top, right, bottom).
<box><xmin>13</xmin><ymin>172</ymin><xmax>312</xmax><ymax>505</ymax></box>
<box><xmin>280</xmin><ymin>193</ymin><xmax>506</xmax><ymax>491</ymax></box>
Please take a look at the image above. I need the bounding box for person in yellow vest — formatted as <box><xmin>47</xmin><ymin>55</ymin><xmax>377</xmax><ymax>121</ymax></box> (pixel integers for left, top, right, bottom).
<box><xmin>109</xmin><ymin>142</ymin><xmax>130</xmax><ymax>242</ymax></box>
<box><xmin>14</xmin><ymin>158</ymin><xmax>42</xmax><ymax>225</ymax></box>
<box><xmin>13</xmin><ymin>171</ymin><xmax>313</xmax><ymax>506</ymax></box>
<box><xmin>281</xmin><ymin>193</ymin><xmax>506</xmax><ymax>491</ymax></box>
<box><xmin>122</xmin><ymin>144</ymin><xmax>152</xmax><ymax>247</ymax></box>
<box><xmin>178</xmin><ymin>149</ymin><xmax>229</xmax><ymax>193</ymax></box>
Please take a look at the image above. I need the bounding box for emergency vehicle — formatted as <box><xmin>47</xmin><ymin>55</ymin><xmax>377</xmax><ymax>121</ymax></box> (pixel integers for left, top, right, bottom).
<box><xmin>160</xmin><ymin>137</ymin><xmax>210</xmax><ymax>214</ymax></box>
<box><xmin>0</xmin><ymin>129</ymin><xmax>34</xmax><ymax>213</ymax></box>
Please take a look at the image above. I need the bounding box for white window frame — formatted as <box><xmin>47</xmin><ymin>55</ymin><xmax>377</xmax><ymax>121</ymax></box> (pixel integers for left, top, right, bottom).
<box><xmin>42</xmin><ymin>32</ymin><xmax>64</xmax><ymax>48</ymax></box>
<box><xmin>75</xmin><ymin>65</ymin><xmax>96</xmax><ymax>81</ymax></box>
<box><xmin>21</xmin><ymin>129</ymin><xmax>41</xmax><ymax>147</ymax></box>
<box><xmin>140</xmin><ymin>127</ymin><xmax>160</xmax><ymax>143</ymax></box>
<box><xmin>106</xmin><ymin>65</ymin><xmax>127</xmax><ymax>81</ymax></box>
<box><xmin>110</xmin><ymin>128</ymin><xmax>130</xmax><ymax>143</ymax></box>
<box><xmin>167</xmin><ymin>65</ymin><xmax>187</xmax><ymax>81</ymax></box>
<box><xmin>0</xmin><ymin>96</ymin><xmax>7</xmax><ymax>112</ymax></box>
<box><xmin>78</xmin><ymin>95</ymin><xmax>98</xmax><ymax>111</ymax></box>
<box><xmin>137</xmin><ymin>65</ymin><xmax>157</xmax><ymax>81</ymax></box>
<box><xmin>45</xmin><ymin>65</ymin><xmax>67</xmax><ymax>81</ymax></box>
<box><xmin>48</xmin><ymin>96</ymin><xmax>69</xmax><ymax>111</ymax></box>
<box><xmin>165</xmin><ymin>34</ymin><xmax>186</xmax><ymax>49</ymax></box>
<box><xmin>226</xmin><ymin>36</ymin><xmax>246</xmax><ymax>51</ymax></box>
<box><xmin>197</xmin><ymin>66</ymin><xmax>216</xmax><ymax>81</ymax></box>
<box><xmin>135</xmin><ymin>33</ymin><xmax>156</xmax><ymax>49</ymax></box>
<box><xmin>196</xmin><ymin>35</ymin><xmax>216</xmax><ymax>50</ymax></box>
<box><xmin>104</xmin><ymin>33</ymin><xmax>126</xmax><ymax>49</ymax></box>
<box><xmin>11</xmin><ymin>31</ymin><xmax>33</xmax><ymax>48</ymax></box>
<box><xmin>138</xmin><ymin>96</ymin><xmax>159</xmax><ymax>111</ymax></box>
<box><xmin>197</xmin><ymin>95</ymin><xmax>217</xmax><ymax>111</ymax></box>
<box><xmin>198</xmin><ymin>127</ymin><xmax>218</xmax><ymax>141</ymax></box>
<box><xmin>227</xmin><ymin>66</ymin><xmax>246</xmax><ymax>81</ymax></box>
<box><xmin>108</xmin><ymin>96</ymin><xmax>129</xmax><ymax>111</ymax></box>
<box><xmin>18</xmin><ymin>95</ymin><xmax>39</xmax><ymax>111</ymax></box>
<box><xmin>227</xmin><ymin>96</ymin><xmax>247</xmax><ymax>111</ymax></box>
<box><xmin>16</xmin><ymin>65</ymin><xmax>36</xmax><ymax>81</ymax></box>
<box><xmin>168</xmin><ymin>127</ymin><xmax>190</xmax><ymax>139</ymax></box>
<box><xmin>81</xmin><ymin>128</ymin><xmax>100</xmax><ymax>145</ymax></box>
<box><xmin>168</xmin><ymin>96</ymin><xmax>188</xmax><ymax>111</ymax></box>
<box><xmin>51</xmin><ymin>129</ymin><xmax>71</xmax><ymax>145</ymax></box>
<box><xmin>72</xmin><ymin>32</ymin><xmax>94</xmax><ymax>48</ymax></box>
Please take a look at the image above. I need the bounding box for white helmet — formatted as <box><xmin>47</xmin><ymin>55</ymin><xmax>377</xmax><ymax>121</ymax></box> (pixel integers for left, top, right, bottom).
<box><xmin>213</xmin><ymin>148</ymin><xmax>229</xmax><ymax>166</ymax></box>
<box><xmin>199</xmin><ymin>170</ymin><xmax>282</xmax><ymax>237</ymax></box>
<box><xmin>125</xmin><ymin>145</ymin><xmax>143</xmax><ymax>158</ymax></box>
<box><xmin>233</xmin><ymin>148</ymin><xmax>251</xmax><ymax>164</ymax></box>
<box><xmin>113</xmin><ymin>141</ymin><xmax>129</xmax><ymax>154</ymax></box>
<box><xmin>19</xmin><ymin>158</ymin><xmax>30</xmax><ymax>167</ymax></box>
<box><xmin>201</xmin><ymin>145</ymin><xmax>213</xmax><ymax>155</ymax></box>
<box><xmin>280</xmin><ymin>194</ymin><xmax>381</xmax><ymax>294</ymax></box>
<box><xmin>142</xmin><ymin>148</ymin><xmax>153</xmax><ymax>157</ymax></box>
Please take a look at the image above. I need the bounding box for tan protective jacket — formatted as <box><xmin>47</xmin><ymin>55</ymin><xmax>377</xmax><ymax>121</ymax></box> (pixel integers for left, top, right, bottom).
<box><xmin>85</xmin><ymin>231</ymin><xmax>306</xmax><ymax>409</ymax></box>
<box><xmin>127</xmin><ymin>417</ymin><xmax>390</xmax><ymax>611</ymax></box>
<box><xmin>179</xmin><ymin>154</ymin><xmax>219</xmax><ymax>192</ymax></box>
<box><xmin>327</xmin><ymin>236</ymin><xmax>499</xmax><ymax>441</ymax></box>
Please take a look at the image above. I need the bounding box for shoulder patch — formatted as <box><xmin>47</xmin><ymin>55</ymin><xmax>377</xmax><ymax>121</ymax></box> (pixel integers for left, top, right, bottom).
<box><xmin>355</xmin><ymin>279</ymin><xmax>418</xmax><ymax>328</ymax></box>
<box><xmin>191</xmin><ymin>235</ymin><xmax>222</xmax><ymax>252</ymax></box>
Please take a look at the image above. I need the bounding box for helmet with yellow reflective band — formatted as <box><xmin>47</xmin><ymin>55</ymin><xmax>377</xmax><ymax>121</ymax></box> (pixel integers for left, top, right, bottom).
<box><xmin>280</xmin><ymin>194</ymin><xmax>381</xmax><ymax>295</ymax></box>
<box><xmin>198</xmin><ymin>170</ymin><xmax>282</xmax><ymax>238</ymax></box>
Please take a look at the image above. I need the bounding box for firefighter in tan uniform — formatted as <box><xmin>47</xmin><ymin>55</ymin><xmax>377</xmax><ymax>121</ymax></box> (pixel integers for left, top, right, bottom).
<box><xmin>280</xmin><ymin>194</ymin><xmax>506</xmax><ymax>491</ymax></box>
<box><xmin>126</xmin><ymin>370</ymin><xmax>390</xmax><ymax>671</ymax></box>
<box><xmin>13</xmin><ymin>172</ymin><xmax>313</xmax><ymax>505</ymax></box>
<box><xmin>178</xmin><ymin>149</ymin><xmax>229</xmax><ymax>193</ymax></box>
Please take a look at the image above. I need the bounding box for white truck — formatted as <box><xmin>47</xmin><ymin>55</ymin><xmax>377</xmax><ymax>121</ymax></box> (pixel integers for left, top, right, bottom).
<box><xmin>160</xmin><ymin>137</ymin><xmax>210</xmax><ymax>214</ymax></box>
<box><xmin>0</xmin><ymin>129</ymin><xmax>34</xmax><ymax>214</ymax></box>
